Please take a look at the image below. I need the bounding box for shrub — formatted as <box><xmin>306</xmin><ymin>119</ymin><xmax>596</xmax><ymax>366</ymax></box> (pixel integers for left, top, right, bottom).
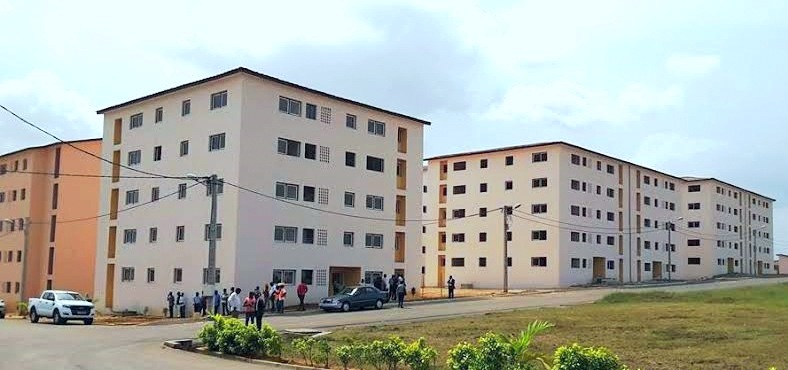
<box><xmin>403</xmin><ymin>337</ymin><xmax>438</xmax><ymax>370</ymax></box>
<box><xmin>292</xmin><ymin>337</ymin><xmax>317</xmax><ymax>366</ymax></box>
<box><xmin>380</xmin><ymin>336</ymin><xmax>406</xmax><ymax>370</ymax></box>
<box><xmin>315</xmin><ymin>338</ymin><xmax>332</xmax><ymax>368</ymax></box>
<box><xmin>198</xmin><ymin>314</ymin><xmax>227</xmax><ymax>351</ymax></box>
<box><xmin>447</xmin><ymin>342</ymin><xmax>480</xmax><ymax>370</ymax></box>
<box><xmin>16</xmin><ymin>302</ymin><xmax>28</xmax><ymax>316</ymax></box>
<box><xmin>552</xmin><ymin>344</ymin><xmax>628</xmax><ymax>370</ymax></box>
<box><xmin>259</xmin><ymin>323</ymin><xmax>282</xmax><ymax>358</ymax></box>
<box><xmin>365</xmin><ymin>340</ymin><xmax>388</xmax><ymax>370</ymax></box>
<box><xmin>335</xmin><ymin>344</ymin><xmax>354</xmax><ymax>370</ymax></box>
<box><xmin>476</xmin><ymin>333</ymin><xmax>517</xmax><ymax>370</ymax></box>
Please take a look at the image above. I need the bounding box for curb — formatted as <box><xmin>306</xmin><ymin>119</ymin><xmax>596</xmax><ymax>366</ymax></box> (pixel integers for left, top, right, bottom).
<box><xmin>164</xmin><ymin>341</ymin><xmax>321</xmax><ymax>370</ymax></box>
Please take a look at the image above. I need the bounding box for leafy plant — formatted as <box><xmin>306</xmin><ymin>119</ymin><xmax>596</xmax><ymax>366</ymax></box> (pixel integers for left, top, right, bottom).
<box><xmin>508</xmin><ymin>321</ymin><xmax>553</xmax><ymax>369</ymax></box>
<box><xmin>380</xmin><ymin>336</ymin><xmax>406</xmax><ymax>370</ymax></box>
<box><xmin>364</xmin><ymin>340</ymin><xmax>387</xmax><ymax>370</ymax></box>
<box><xmin>316</xmin><ymin>338</ymin><xmax>332</xmax><ymax>368</ymax></box>
<box><xmin>292</xmin><ymin>337</ymin><xmax>317</xmax><ymax>366</ymax></box>
<box><xmin>16</xmin><ymin>302</ymin><xmax>28</xmax><ymax>316</ymax></box>
<box><xmin>403</xmin><ymin>337</ymin><xmax>437</xmax><ymax>370</ymax></box>
<box><xmin>476</xmin><ymin>333</ymin><xmax>516</xmax><ymax>370</ymax></box>
<box><xmin>335</xmin><ymin>344</ymin><xmax>354</xmax><ymax>370</ymax></box>
<box><xmin>552</xmin><ymin>344</ymin><xmax>629</xmax><ymax>370</ymax></box>
<box><xmin>198</xmin><ymin>314</ymin><xmax>228</xmax><ymax>351</ymax></box>
<box><xmin>259</xmin><ymin>323</ymin><xmax>282</xmax><ymax>358</ymax></box>
<box><xmin>447</xmin><ymin>342</ymin><xmax>480</xmax><ymax>370</ymax></box>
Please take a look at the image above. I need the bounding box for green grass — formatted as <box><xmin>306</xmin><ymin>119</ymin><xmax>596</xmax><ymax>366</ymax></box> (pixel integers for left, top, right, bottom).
<box><xmin>327</xmin><ymin>283</ymin><xmax>788</xmax><ymax>369</ymax></box>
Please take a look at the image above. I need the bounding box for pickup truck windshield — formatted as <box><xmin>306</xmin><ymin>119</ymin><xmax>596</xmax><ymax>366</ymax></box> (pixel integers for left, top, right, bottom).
<box><xmin>55</xmin><ymin>293</ymin><xmax>84</xmax><ymax>301</ymax></box>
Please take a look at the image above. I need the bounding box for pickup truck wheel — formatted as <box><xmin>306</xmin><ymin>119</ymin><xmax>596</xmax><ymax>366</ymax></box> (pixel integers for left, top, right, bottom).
<box><xmin>375</xmin><ymin>299</ymin><xmax>383</xmax><ymax>309</ymax></box>
<box><xmin>83</xmin><ymin>319</ymin><xmax>93</xmax><ymax>325</ymax></box>
<box><xmin>30</xmin><ymin>308</ymin><xmax>39</xmax><ymax>323</ymax></box>
<box><xmin>52</xmin><ymin>309</ymin><xmax>64</xmax><ymax>325</ymax></box>
<box><xmin>0</xmin><ymin>313</ymin><xmax>5</xmax><ymax>319</ymax></box>
<box><xmin>341</xmin><ymin>302</ymin><xmax>351</xmax><ymax>312</ymax></box>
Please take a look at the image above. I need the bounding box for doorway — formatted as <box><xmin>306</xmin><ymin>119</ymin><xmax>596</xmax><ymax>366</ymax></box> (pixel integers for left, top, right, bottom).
<box><xmin>618</xmin><ymin>258</ymin><xmax>623</xmax><ymax>283</ymax></box>
<box><xmin>437</xmin><ymin>255</ymin><xmax>446</xmax><ymax>287</ymax></box>
<box><xmin>653</xmin><ymin>262</ymin><xmax>663</xmax><ymax>280</ymax></box>
<box><xmin>329</xmin><ymin>266</ymin><xmax>361</xmax><ymax>295</ymax></box>
<box><xmin>727</xmin><ymin>258</ymin><xmax>734</xmax><ymax>274</ymax></box>
<box><xmin>757</xmin><ymin>261</ymin><xmax>763</xmax><ymax>275</ymax></box>
<box><xmin>637</xmin><ymin>260</ymin><xmax>642</xmax><ymax>282</ymax></box>
<box><xmin>104</xmin><ymin>263</ymin><xmax>115</xmax><ymax>309</ymax></box>
<box><xmin>592</xmin><ymin>257</ymin><xmax>605</xmax><ymax>282</ymax></box>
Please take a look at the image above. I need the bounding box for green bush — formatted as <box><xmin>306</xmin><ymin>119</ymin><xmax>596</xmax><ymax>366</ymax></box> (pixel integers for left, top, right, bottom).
<box><xmin>16</xmin><ymin>302</ymin><xmax>28</xmax><ymax>316</ymax></box>
<box><xmin>403</xmin><ymin>337</ymin><xmax>438</xmax><ymax>370</ymax></box>
<box><xmin>552</xmin><ymin>344</ymin><xmax>628</xmax><ymax>370</ymax></box>
<box><xmin>292</xmin><ymin>337</ymin><xmax>317</xmax><ymax>366</ymax></box>
<box><xmin>447</xmin><ymin>342</ymin><xmax>480</xmax><ymax>370</ymax></box>
<box><xmin>380</xmin><ymin>336</ymin><xmax>406</xmax><ymax>370</ymax></box>
<box><xmin>315</xmin><ymin>338</ymin><xmax>332</xmax><ymax>368</ymax></box>
<box><xmin>335</xmin><ymin>344</ymin><xmax>354</xmax><ymax>370</ymax></box>
<box><xmin>197</xmin><ymin>315</ymin><xmax>281</xmax><ymax>359</ymax></box>
<box><xmin>447</xmin><ymin>331</ymin><xmax>543</xmax><ymax>370</ymax></box>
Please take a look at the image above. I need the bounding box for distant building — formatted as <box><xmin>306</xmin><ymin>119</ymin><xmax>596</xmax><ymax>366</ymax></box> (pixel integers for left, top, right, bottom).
<box><xmin>777</xmin><ymin>254</ymin><xmax>788</xmax><ymax>275</ymax></box>
<box><xmin>0</xmin><ymin>139</ymin><xmax>102</xmax><ymax>311</ymax></box>
<box><xmin>422</xmin><ymin>142</ymin><xmax>776</xmax><ymax>289</ymax></box>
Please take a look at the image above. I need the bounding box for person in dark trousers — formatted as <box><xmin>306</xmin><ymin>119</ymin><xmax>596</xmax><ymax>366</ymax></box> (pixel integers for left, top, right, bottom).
<box><xmin>254</xmin><ymin>292</ymin><xmax>266</xmax><ymax>330</ymax></box>
<box><xmin>213</xmin><ymin>290</ymin><xmax>221</xmax><ymax>315</ymax></box>
<box><xmin>262</xmin><ymin>285</ymin><xmax>270</xmax><ymax>311</ymax></box>
<box><xmin>221</xmin><ymin>289</ymin><xmax>229</xmax><ymax>315</ymax></box>
<box><xmin>243</xmin><ymin>292</ymin><xmax>256</xmax><ymax>326</ymax></box>
<box><xmin>254</xmin><ymin>286</ymin><xmax>261</xmax><ymax>299</ymax></box>
<box><xmin>177</xmin><ymin>292</ymin><xmax>185</xmax><ymax>318</ymax></box>
<box><xmin>269</xmin><ymin>283</ymin><xmax>278</xmax><ymax>311</ymax></box>
<box><xmin>166</xmin><ymin>292</ymin><xmax>175</xmax><ymax>318</ymax></box>
<box><xmin>396</xmin><ymin>279</ymin><xmax>407</xmax><ymax>308</ymax></box>
<box><xmin>447</xmin><ymin>275</ymin><xmax>456</xmax><ymax>299</ymax></box>
<box><xmin>193</xmin><ymin>292</ymin><xmax>202</xmax><ymax>317</ymax></box>
<box><xmin>380</xmin><ymin>274</ymin><xmax>388</xmax><ymax>295</ymax></box>
<box><xmin>296</xmin><ymin>281</ymin><xmax>308</xmax><ymax>311</ymax></box>
<box><xmin>389</xmin><ymin>275</ymin><xmax>397</xmax><ymax>301</ymax></box>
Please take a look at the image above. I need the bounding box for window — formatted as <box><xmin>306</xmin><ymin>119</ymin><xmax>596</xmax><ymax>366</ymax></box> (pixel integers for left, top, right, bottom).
<box><xmin>305</xmin><ymin>144</ymin><xmax>316</xmax><ymax>160</ymax></box>
<box><xmin>130</xmin><ymin>113</ymin><xmax>143</xmax><ymax>129</ymax></box>
<box><xmin>571</xmin><ymin>154</ymin><xmax>581</xmax><ymax>165</ymax></box>
<box><xmin>571</xmin><ymin>206</ymin><xmax>580</xmax><ymax>216</ymax></box>
<box><xmin>204</xmin><ymin>224</ymin><xmax>223</xmax><ymax>241</ymax></box>
<box><xmin>153</xmin><ymin>146</ymin><xmax>162</xmax><ymax>161</ymax></box>
<box><xmin>178</xmin><ymin>183</ymin><xmax>187</xmax><ymax>199</ymax></box>
<box><xmin>301</xmin><ymin>270</ymin><xmax>314</xmax><ymax>285</ymax></box>
<box><xmin>344</xmin><ymin>192</ymin><xmax>355</xmax><ymax>207</ymax></box>
<box><xmin>607</xmin><ymin>212</ymin><xmax>614</xmax><ymax>221</ymax></box>
<box><xmin>125</xmin><ymin>190</ymin><xmax>139</xmax><ymax>205</ymax></box>
<box><xmin>606</xmin><ymin>188</ymin><xmax>615</xmax><ymax>198</ymax></box>
<box><xmin>368</xmin><ymin>119</ymin><xmax>386</xmax><ymax>136</ymax></box>
<box><xmin>644</xmin><ymin>219</ymin><xmax>652</xmax><ymax>228</ymax></box>
<box><xmin>480</xmin><ymin>159</ymin><xmax>488</xmax><ymax>168</ymax></box>
<box><xmin>479</xmin><ymin>257</ymin><xmax>487</xmax><ymax>267</ymax></box>
<box><xmin>688</xmin><ymin>239</ymin><xmax>700</xmax><ymax>246</ymax></box>
<box><xmin>181</xmin><ymin>100</ymin><xmax>191</xmax><ymax>116</ymax></box>
<box><xmin>303</xmin><ymin>186</ymin><xmax>315</xmax><ymax>202</ymax></box>
<box><xmin>452</xmin><ymin>233</ymin><xmax>465</xmax><ymax>242</ymax></box>
<box><xmin>208</xmin><ymin>90</ymin><xmax>228</xmax><ymax>110</ymax></box>
<box><xmin>505</xmin><ymin>181</ymin><xmax>513</xmax><ymax>190</ymax></box>
<box><xmin>175</xmin><ymin>226</ymin><xmax>185</xmax><ymax>242</ymax></box>
<box><xmin>127</xmin><ymin>150</ymin><xmax>141</xmax><ymax>165</ymax></box>
<box><xmin>302</xmin><ymin>228</ymin><xmax>315</xmax><ymax>244</ymax></box>
<box><xmin>343</xmin><ymin>232</ymin><xmax>354</xmax><ymax>247</ymax></box>
<box><xmin>644</xmin><ymin>263</ymin><xmax>651</xmax><ymax>272</ymax></box>
<box><xmin>305</xmin><ymin>103</ymin><xmax>317</xmax><ymax>119</ymax></box>
<box><xmin>569</xmin><ymin>258</ymin><xmax>581</xmax><ymax>268</ymax></box>
<box><xmin>274</xmin><ymin>226</ymin><xmax>298</xmax><ymax>243</ymax></box>
<box><xmin>532</xmin><ymin>178</ymin><xmax>548</xmax><ymax>188</ymax></box>
<box><xmin>346</xmin><ymin>114</ymin><xmax>357</xmax><ymax>129</ymax></box>
<box><xmin>453</xmin><ymin>185</ymin><xmax>466</xmax><ymax>194</ymax></box>
<box><xmin>451</xmin><ymin>258</ymin><xmax>465</xmax><ymax>267</ymax></box>
<box><xmin>453</xmin><ymin>161</ymin><xmax>467</xmax><ymax>171</ymax></box>
<box><xmin>607</xmin><ymin>260</ymin><xmax>615</xmax><ymax>270</ymax></box>
<box><xmin>571</xmin><ymin>180</ymin><xmax>580</xmax><ymax>190</ymax></box>
<box><xmin>687</xmin><ymin>221</ymin><xmax>700</xmax><ymax>228</ymax></box>
<box><xmin>275</xmin><ymin>182</ymin><xmax>299</xmax><ymax>200</ymax></box>
<box><xmin>606</xmin><ymin>164</ymin><xmax>615</xmax><ymax>174</ymax></box>
<box><xmin>479</xmin><ymin>232</ymin><xmax>487</xmax><ymax>242</ymax></box>
<box><xmin>173</xmin><ymin>268</ymin><xmax>183</xmax><ymax>283</ymax></box>
<box><xmin>366</xmin><ymin>195</ymin><xmax>384</xmax><ymax>211</ymax></box>
<box><xmin>277</xmin><ymin>138</ymin><xmax>301</xmax><ymax>157</ymax></box>
<box><xmin>121</xmin><ymin>267</ymin><xmax>135</xmax><ymax>282</ymax></box>
<box><xmin>607</xmin><ymin>236</ymin><xmax>615</xmax><ymax>246</ymax></box>
<box><xmin>345</xmin><ymin>152</ymin><xmax>356</xmax><ymax>167</ymax></box>
<box><xmin>532</xmin><ymin>152</ymin><xmax>547</xmax><ymax>162</ymax></box>
<box><xmin>669</xmin><ymin>183</ymin><xmax>675</xmax><ymax>191</ymax></box>
<box><xmin>206</xmin><ymin>179</ymin><xmax>224</xmax><ymax>196</ymax></box>
<box><xmin>209</xmin><ymin>133</ymin><xmax>226</xmax><ymax>151</ymax></box>
<box><xmin>687</xmin><ymin>258</ymin><xmax>701</xmax><ymax>265</ymax></box>
<box><xmin>365</xmin><ymin>233</ymin><xmax>384</xmax><ymax>248</ymax></box>
<box><xmin>688</xmin><ymin>203</ymin><xmax>700</xmax><ymax>210</ymax></box>
<box><xmin>505</xmin><ymin>156</ymin><xmax>514</xmax><ymax>166</ymax></box>
<box><xmin>688</xmin><ymin>185</ymin><xmax>701</xmax><ymax>192</ymax></box>
<box><xmin>570</xmin><ymin>232</ymin><xmax>580</xmax><ymax>242</ymax></box>
<box><xmin>531</xmin><ymin>257</ymin><xmax>547</xmax><ymax>267</ymax></box>
<box><xmin>272</xmin><ymin>269</ymin><xmax>296</xmax><ymax>285</ymax></box>
<box><xmin>531</xmin><ymin>230</ymin><xmax>547</xmax><ymax>240</ymax></box>
<box><xmin>318</xmin><ymin>188</ymin><xmax>329</xmax><ymax>205</ymax></box>
<box><xmin>180</xmin><ymin>140</ymin><xmax>189</xmax><ymax>156</ymax></box>
<box><xmin>366</xmin><ymin>156</ymin><xmax>385</xmax><ymax>172</ymax></box>
<box><xmin>155</xmin><ymin>107</ymin><xmax>163</xmax><ymax>123</ymax></box>
<box><xmin>149</xmin><ymin>227</ymin><xmax>158</xmax><ymax>243</ymax></box>
<box><xmin>479</xmin><ymin>207</ymin><xmax>487</xmax><ymax>217</ymax></box>
<box><xmin>123</xmin><ymin>229</ymin><xmax>137</xmax><ymax>244</ymax></box>
<box><xmin>146</xmin><ymin>268</ymin><xmax>155</xmax><ymax>283</ymax></box>
<box><xmin>451</xmin><ymin>209</ymin><xmax>465</xmax><ymax>219</ymax></box>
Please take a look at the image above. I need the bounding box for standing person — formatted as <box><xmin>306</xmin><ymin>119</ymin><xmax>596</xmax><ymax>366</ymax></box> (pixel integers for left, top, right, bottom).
<box><xmin>213</xmin><ymin>290</ymin><xmax>221</xmax><ymax>315</ymax></box>
<box><xmin>276</xmin><ymin>283</ymin><xmax>287</xmax><ymax>313</ymax></box>
<box><xmin>380</xmin><ymin>274</ymin><xmax>388</xmax><ymax>295</ymax></box>
<box><xmin>396</xmin><ymin>279</ymin><xmax>407</xmax><ymax>308</ymax></box>
<box><xmin>270</xmin><ymin>283</ymin><xmax>279</xmax><ymax>311</ymax></box>
<box><xmin>254</xmin><ymin>286</ymin><xmax>261</xmax><ymax>299</ymax></box>
<box><xmin>166</xmin><ymin>292</ymin><xmax>175</xmax><ymax>318</ymax></box>
<box><xmin>228</xmin><ymin>288</ymin><xmax>241</xmax><ymax>318</ymax></box>
<box><xmin>447</xmin><ymin>275</ymin><xmax>456</xmax><ymax>299</ymax></box>
<box><xmin>296</xmin><ymin>281</ymin><xmax>308</xmax><ymax>311</ymax></box>
<box><xmin>262</xmin><ymin>285</ymin><xmax>271</xmax><ymax>311</ymax></box>
<box><xmin>254</xmin><ymin>291</ymin><xmax>266</xmax><ymax>330</ymax></box>
<box><xmin>193</xmin><ymin>292</ymin><xmax>202</xmax><ymax>317</ymax></box>
<box><xmin>243</xmin><ymin>292</ymin><xmax>256</xmax><ymax>326</ymax></box>
<box><xmin>388</xmin><ymin>275</ymin><xmax>397</xmax><ymax>301</ymax></box>
<box><xmin>221</xmin><ymin>289</ymin><xmax>229</xmax><ymax>315</ymax></box>
<box><xmin>177</xmin><ymin>292</ymin><xmax>185</xmax><ymax>318</ymax></box>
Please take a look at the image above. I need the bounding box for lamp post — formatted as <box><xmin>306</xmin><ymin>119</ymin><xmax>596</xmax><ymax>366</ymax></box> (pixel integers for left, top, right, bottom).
<box><xmin>502</xmin><ymin>204</ymin><xmax>521</xmax><ymax>293</ymax></box>
<box><xmin>187</xmin><ymin>174</ymin><xmax>219</xmax><ymax>303</ymax></box>
<box><xmin>666</xmin><ymin>217</ymin><xmax>683</xmax><ymax>281</ymax></box>
<box><xmin>3</xmin><ymin>218</ymin><xmax>30</xmax><ymax>304</ymax></box>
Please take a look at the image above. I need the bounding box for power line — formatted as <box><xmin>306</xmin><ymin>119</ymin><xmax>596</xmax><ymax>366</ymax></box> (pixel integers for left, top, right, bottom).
<box><xmin>5</xmin><ymin>169</ymin><xmax>173</xmax><ymax>179</ymax></box>
<box><xmin>514</xmin><ymin>209</ymin><xmax>642</xmax><ymax>232</ymax></box>
<box><xmin>511</xmin><ymin>213</ymin><xmax>663</xmax><ymax>236</ymax></box>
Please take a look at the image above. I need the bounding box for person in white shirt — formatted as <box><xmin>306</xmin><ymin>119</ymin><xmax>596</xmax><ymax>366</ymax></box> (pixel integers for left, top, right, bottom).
<box><xmin>228</xmin><ymin>288</ymin><xmax>242</xmax><ymax>318</ymax></box>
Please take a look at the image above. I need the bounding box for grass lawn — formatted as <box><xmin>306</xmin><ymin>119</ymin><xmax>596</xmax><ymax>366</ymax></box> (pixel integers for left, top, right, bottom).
<box><xmin>326</xmin><ymin>283</ymin><xmax>788</xmax><ymax>369</ymax></box>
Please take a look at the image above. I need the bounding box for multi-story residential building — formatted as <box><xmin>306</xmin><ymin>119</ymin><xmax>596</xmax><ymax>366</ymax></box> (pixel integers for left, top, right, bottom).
<box><xmin>0</xmin><ymin>139</ymin><xmax>101</xmax><ymax>311</ymax></box>
<box><xmin>777</xmin><ymin>254</ymin><xmax>787</xmax><ymax>274</ymax></box>
<box><xmin>422</xmin><ymin>142</ymin><xmax>775</xmax><ymax>289</ymax></box>
<box><xmin>92</xmin><ymin>67</ymin><xmax>428</xmax><ymax>314</ymax></box>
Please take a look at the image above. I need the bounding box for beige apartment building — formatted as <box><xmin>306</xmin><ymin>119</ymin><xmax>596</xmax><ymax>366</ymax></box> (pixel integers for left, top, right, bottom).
<box><xmin>777</xmin><ymin>254</ymin><xmax>788</xmax><ymax>275</ymax></box>
<box><xmin>422</xmin><ymin>142</ymin><xmax>775</xmax><ymax>289</ymax></box>
<box><xmin>92</xmin><ymin>67</ymin><xmax>428</xmax><ymax>314</ymax></box>
<box><xmin>0</xmin><ymin>140</ymin><xmax>101</xmax><ymax>311</ymax></box>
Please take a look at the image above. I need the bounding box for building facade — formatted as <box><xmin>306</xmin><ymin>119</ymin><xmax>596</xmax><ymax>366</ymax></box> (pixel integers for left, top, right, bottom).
<box><xmin>0</xmin><ymin>139</ymin><xmax>101</xmax><ymax>311</ymax></box>
<box><xmin>777</xmin><ymin>254</ymin><xmax>788</xmax><ymax>275</ymax></box>
<box><xmin>422</xmin><ymin>142</ymin><xmax>775</xmax><ymax>289</ymax></box>
<box><xmin>92</xmin><ymin>68</ymin><xmax>427</xmax><ymax>314</ymax></box>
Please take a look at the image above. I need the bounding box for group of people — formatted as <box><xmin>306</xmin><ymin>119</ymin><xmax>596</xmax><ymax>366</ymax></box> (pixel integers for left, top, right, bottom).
<box><xmin>367</xmin><ymin>273</ymin><xmax>410</xmax><ymax>308</ymax></box>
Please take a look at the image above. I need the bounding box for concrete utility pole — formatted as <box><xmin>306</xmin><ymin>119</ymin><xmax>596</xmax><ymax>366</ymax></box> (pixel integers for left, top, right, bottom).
<box><xmin>503</xmin><ymin>206</ymin><xmax>511</xmax><ymax>293</ymax></box>
<box><xmin>188</xmin><ymin>174</ymin><xmax>219</xmax><ymax>306</ymax></box>
<box><xmin>666</xmin><ymin>216</ymin><xmax>682</xmax><ymax>281</ymax></box>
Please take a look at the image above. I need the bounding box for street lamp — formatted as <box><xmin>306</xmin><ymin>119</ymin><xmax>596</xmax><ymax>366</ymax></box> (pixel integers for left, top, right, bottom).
<box><xmin>502</xmin><ymin>204</ymin><xmax>521</xmax><ymax>293</ymax></box>
<box><xmin>186</xmin><ymin>173</ymin><xmax>219</xmax><ymax>302</ymax></box>
<box><xmin>3</xmin><ymin>218</ymin><xmax>30</xmax><ymax>303</ymax></box>
<box><xmin>666</xmin><ymin>216</ymin><xmax>683</xmax><ymax>281</ymax></box>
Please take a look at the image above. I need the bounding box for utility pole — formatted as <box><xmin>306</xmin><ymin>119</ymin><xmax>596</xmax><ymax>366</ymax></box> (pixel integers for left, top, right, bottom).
<box><xmin>207</xmin><ymin>174</ymin><xmax>219</xmax><ymax>291</ymax></box>
<box><xmin>20</xmin><ymin>217</ymin><xmax>30</xmax><ymax>303</ymax></box>
<box><xmin>503</xmin><ymin>206</ymin><xmax>510</xmax><ymax>293</ymax></box>
<box><xmin>666</xmin><ymin>222</ymin><xmax>672</xmax><ymax>281</ymax></box>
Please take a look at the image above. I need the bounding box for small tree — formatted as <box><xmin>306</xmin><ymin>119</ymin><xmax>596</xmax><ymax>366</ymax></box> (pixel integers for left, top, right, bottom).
<box><xmin>403</xmin><ymin>337</ymin><xmax>437</xmax><ymax>370</ymax></box>
<box><xmin>335</xmin><ymin>344</ymin><xmax>354</xmax><ymax>370</ymax></box>
<box><xmin>508</xmin><ymin>320</ymin><xmax>553</xmax><ymax>369</ymax></box>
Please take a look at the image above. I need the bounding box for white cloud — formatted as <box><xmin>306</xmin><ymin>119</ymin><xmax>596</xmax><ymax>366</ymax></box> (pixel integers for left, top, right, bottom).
<box><xmin>666</xmin><ymin>54</ymin><xmax>721</xmax><ymax>76</ymax></box>
<box><xmin>632</xmin><ymin>132</ymin><xmax>721</xmax><ymax>169</ymax></box>
<box><xmin>483</xmin><ymin>80</ymin><xmax>683</xmax><ymax>127</ymax></box>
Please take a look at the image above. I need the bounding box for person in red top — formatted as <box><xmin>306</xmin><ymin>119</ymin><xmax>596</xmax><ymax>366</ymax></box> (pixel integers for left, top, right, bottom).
<box><xmin>296</xmin><ymin>282</ymin><xmax>308</xmax><ymax>311</ymax></box>
<box><xmin>242</xmin><ymin>292</ymin><xmax>256</xmax><ymax>326</ymax></box>
<box><xmin>275</xmin><ymin>283</ymin><xmax>287</xmax><ymax>313</ymax></box>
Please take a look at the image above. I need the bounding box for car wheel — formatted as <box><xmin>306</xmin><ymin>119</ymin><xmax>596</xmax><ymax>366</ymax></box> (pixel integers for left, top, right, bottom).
<box><xmin>0</xmin><ymin>313</ymin><xmax>5</xmax><ymax>319</ymax></box>
<box><xmin>341</xmin><ymin>302</ymin><xmax>350</xmax><ymax>312</ymax></box>
<box><xmin>375</xmin><ymin>299</ymin><xmax>383</xmax><ymax>309</ymax></box>
<box><xmin>53</xmin><ymin>309</ymin><xmax>64</xmax><ymax>325</ymax></box>
<box><xmin>30</xmin><ymin>308</ymin><xmax>39</xmax><ymax>323</ymax></box>
<box><xmin>84</xmin><ymin>319</ymin><xmax>93</xmax><ymax>325</ymax></box>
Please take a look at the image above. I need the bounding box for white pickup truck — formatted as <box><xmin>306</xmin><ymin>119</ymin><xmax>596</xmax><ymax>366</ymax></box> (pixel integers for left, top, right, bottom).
<box><xmin>28</xmin><ymin>290</ymin><xmax>95</xmax><ymax>325</ymax></box>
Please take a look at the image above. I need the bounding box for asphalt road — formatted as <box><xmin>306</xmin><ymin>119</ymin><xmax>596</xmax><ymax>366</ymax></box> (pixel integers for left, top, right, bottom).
<box><xmin>1</xmin><ymin>277</ymin><xmax>785</xmax><ymax>370</ymax></box>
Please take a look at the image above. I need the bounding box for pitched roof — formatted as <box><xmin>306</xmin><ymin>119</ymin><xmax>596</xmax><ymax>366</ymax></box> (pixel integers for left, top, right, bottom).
<box><xmin>0</xmin><ymin>138</ymin><xmax>102</xmax><ymax>160</ymax></box>
<box><xmin>96</xmin><ymin>67</ymin><xmax>430</xmax><ymax>125</ymax></box>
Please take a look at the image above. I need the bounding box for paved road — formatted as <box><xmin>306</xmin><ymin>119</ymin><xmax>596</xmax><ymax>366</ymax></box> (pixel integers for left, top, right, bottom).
<box><xmin>1</xmin><ymin>277</ymin><xmax>785</xmax><ymax>370</ymax></box>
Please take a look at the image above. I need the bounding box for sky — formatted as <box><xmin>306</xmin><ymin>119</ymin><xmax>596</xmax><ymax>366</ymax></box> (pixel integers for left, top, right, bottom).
<box><xmin>1</xmin><ymin>0</ymin><xmax>787</xmax><ymax>254</ymax></box>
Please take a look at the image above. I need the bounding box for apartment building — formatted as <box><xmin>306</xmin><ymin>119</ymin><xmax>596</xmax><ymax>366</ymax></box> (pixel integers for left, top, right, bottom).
<box><xmin>0</xmin><ymin>139</ymin><xmax>101</xmax><ymax>311</ymax></box>
<box><xmin>92</xmin><ymin>67</ymin><xmax>427</xmax><ymax>314</ymax></box>
<box><xmin>776</xmin><ymin>254</ymin><xmax>787</xmax><ymax>275</ymax></box>
<box><xmin>422</xmin><ymin>142</ymin><xmax>775</xmax><ymax>289</ymax></box>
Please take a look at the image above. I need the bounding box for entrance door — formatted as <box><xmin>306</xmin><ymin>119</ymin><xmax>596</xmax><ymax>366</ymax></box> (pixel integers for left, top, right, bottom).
<box><xmin>105</xmin><ymin>263</ymin><xmax>115</xmax><ymax>309</ymax></box>
<box><xmin>592</xmin><ymin>257</ymin><xmax>605</xmax><ymax>282</ymax></box>
<box><xmin>437</xmin><ymin>255</ymin><xmax>446</xmax><ymax>287</ymax></box>
<box><xmin>727</xmin><ymin>258</ymin><xmax>734</xmax><ymax>274</ymax></box>
<box><xmin>637</xmin><ymin>260</ymin><xmax>642</xmax><ymax>282</ymax></box>
<box><xmin>653</xmin><ymin>262</ymin><xmax>663</xmax><ymax>280</ymax></box>
<box><xmin>329</xmin><ymin>267</ymin><xmax>361</xmax><ymax>295</ymax></box>
<box><xmin>757</xmin><ymin>261</ymin><xmax>763</xmax><ymax>275</ymax></box>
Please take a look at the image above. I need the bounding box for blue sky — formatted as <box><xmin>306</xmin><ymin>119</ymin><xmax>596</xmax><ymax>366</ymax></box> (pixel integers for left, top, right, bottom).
<box><xmin>1</xmin><ymin>0</ymin><xmax>787</xmax><ymax>254</ymax></box>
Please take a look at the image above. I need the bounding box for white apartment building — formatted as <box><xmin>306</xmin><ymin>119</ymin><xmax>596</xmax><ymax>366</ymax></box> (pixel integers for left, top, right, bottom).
<box><xmin>92</xmin><ymin>68</ymin><xmax>428</xmax><ymax>314</ymax></box>
<box><xmin>422</xmin><ymin>142</ymin><xmax>775</xmax><ymax>289</ymax></box>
